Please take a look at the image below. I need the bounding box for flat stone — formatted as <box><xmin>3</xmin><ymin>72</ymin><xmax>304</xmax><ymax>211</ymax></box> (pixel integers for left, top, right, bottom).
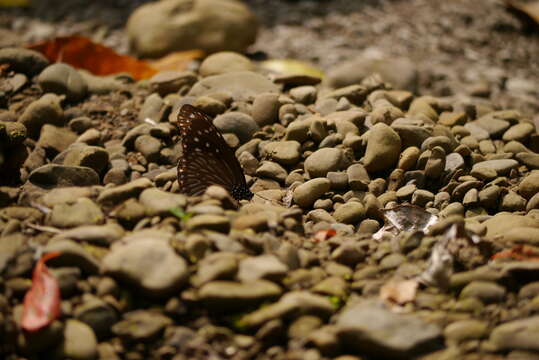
<box><xmin>336</xmin><ymin>300</ymin><xmax>442</xmax><ymax>359</ymax></box>
<box><xmin>102</xmin><ymin>239</ymin><xmax>189</xmax><ymax>297</ymax></box>
<box><xmin>47</xmin><ymin>197</ymin><xmax>104</xmax><ymax>228</ymax></box>
<box><xmin>139</xmin><ymin>188</ymin><xmax>187</xmax><ymax>217</ymax></box>
<box><xmin>44</xmin><ymin>239</ymin><xmax>100</xmax><ymax>274</ymax></box>
<box><xmin>238</xmin><ymin>255</ymin><xmax>288</xmax><ymax>282</ymax></box>
<box><xmin>29</xmin><ymin>164</ymin><xmax>99</xmax><ymax>188</ymax></box>
<box><xmin>261</xmin><ymin>141</ymin><xmax>301</xmax><ymax>166</ymax></box>
<box><xmin>188</xmin><ymin>71</ymin><xmax>278</xmax><ymax>102</ymax></box>
<box><xmin>239</xmin><ymin>291</ymin><xmax>334</xmax><ymax>328</ymax></box>
<box><xmin>489</xmin><ymin>316</ymin><xmax>539</xmax><ymax>351</ymax></box>
<box><xmin>471</xmin><ymin>159</ymin><xmax>518</xmax><ymax>176</ymax></box>
<box><xmin>198</xmin><ymin>280</ymin><xmax>282</xmax><ymax>311</ymax></box>
<box><xmin>305</xmin><ymin>148</ymin><xmax>347</xmax><ymax>178</ymax></box>
<box><xmin>97</xmin><ymin>178</ymin><xmax>153</xmax><ymax>204</ymax></box>
<box><xmin>112</xmin><ymin>310</ymin><xmax>172</xmax><ymax>342</ymax></box>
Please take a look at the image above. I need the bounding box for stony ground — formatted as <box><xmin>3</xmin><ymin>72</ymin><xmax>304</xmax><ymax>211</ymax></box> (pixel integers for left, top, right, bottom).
<box><xmin>1</xmin><ymin>0</ymin><xmax>539</xmax><ymax>360</ymax></box>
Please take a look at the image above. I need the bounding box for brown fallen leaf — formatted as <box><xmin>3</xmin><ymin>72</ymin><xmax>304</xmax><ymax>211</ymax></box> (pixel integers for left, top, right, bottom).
<box><xmin>27</xmin><ymin>36</ymin><xmax>203</xmax><ymax>81</ymax></box>
<box><xmin>380</xmin><ymin>279</ymin><xmax>419</xmax><ymax>305</ymax></box>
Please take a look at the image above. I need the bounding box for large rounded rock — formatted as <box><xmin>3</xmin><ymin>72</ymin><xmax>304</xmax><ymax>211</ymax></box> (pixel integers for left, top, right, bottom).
<box><xmin>305</xmin><ymin>148</ymin><xmax>347</xmax><ymax>178</ymax></box>
<box><xmin>102</xmin><ymin>239</ymin><xmax>189</xmax><ymax>297</ymax></box>
<box><xmin>261</xmin><ymin>141</ymin><xmax>301</xmax><ymax>166</ymax></box>
<box><xmin>38</xmin><ymin>63</ymin><xmax>87</xmax><ymax>102</ymax></box>
<box><xmin>293</xmin><ymin>178</ymin><xmax>331</xmax><ymax>208</ymax></box>
<box><xmin>363</xmin><ymin>123</ymin><xmax>401</xmax><ymax>173</ymax></box>
<box><xmin>127</xmin><ymin>0</ymin><xmax>258</xmax><ymax>57</ymax></box>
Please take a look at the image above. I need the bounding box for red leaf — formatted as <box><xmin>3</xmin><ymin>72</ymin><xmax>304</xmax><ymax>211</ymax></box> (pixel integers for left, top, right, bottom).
<box><xmin>491</xmin><ymin>245</ymin><xmax>539</xmax><ymax>262</ymax></box>
<box><xmin>312</xmin><ymin>228</ymin><xmax>337</xmax><ymax>242</ymax></box>
<box><xmin>21</xmin><ymin>252</ymin><xmax>61</xmax><ymax>332</ymax></box>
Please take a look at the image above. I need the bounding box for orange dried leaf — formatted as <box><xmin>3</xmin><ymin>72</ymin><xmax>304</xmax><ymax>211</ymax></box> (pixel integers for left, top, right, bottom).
<box><xmin>27</xmin><ymin>35</ymin><xmax>157</xmax><ymax>80</ymax></box>
<box><xmin>21</xmin><ymin>252</ymin><xmax>61</xmax><ymax>332</ymax></box>
<box><xmin>380</xmin><ymin>279</ymin><xmax>419</xmax><ymax>305</ymax></box>
<box><xmin>312</xmin><ymin>228</ymin><xmax>337</xmax><ymax>242</ymax></box>
<box><xmin>491</xmin><ymin>244</ymin><xmax>539</xmax><ymax>262</ymax></box>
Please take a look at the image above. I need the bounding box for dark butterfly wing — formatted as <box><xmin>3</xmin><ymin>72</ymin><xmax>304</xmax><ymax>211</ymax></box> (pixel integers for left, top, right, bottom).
<box><xmin>176</xmin><ymin>104</ymin><xmax>253</xmax><ymax>200</ymax></box>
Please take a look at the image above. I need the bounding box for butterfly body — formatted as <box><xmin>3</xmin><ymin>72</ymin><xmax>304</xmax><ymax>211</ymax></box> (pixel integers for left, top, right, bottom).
<box><xmin>175</xmin><ymin>104</ymin><xmax>253</xmax><ymax>201</ymax></box>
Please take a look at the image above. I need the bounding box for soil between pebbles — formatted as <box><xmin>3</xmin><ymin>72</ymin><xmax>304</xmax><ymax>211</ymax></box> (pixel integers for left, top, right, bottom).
<box><xmin>1</xmin><ymin>2</ymin><xmax>539</xmax><ymax>360</ymax></box>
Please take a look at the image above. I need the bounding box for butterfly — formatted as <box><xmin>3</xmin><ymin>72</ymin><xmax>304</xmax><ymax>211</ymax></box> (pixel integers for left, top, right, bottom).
<box><xmin>175</xmin><ymin>104</ymin><xmax>253</xmax><ymax>201</ymax></box>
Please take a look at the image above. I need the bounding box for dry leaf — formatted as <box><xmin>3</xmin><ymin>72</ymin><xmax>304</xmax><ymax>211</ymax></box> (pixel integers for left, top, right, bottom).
<box><xmin>312</xmin><ymin>228</ymin><xmax>337</xmax><ymax>242</ymax></box>
<box><xmin>27</xmin><ymin>36</ymin><xmax>156</xmax><ymax>80</ymax></box>
<box><xmin>380</xmin><ymin>279</ymin><xmax>419</xmax><ymax>305</ymax></box>
<box><xmin>491</xmin><ymin>244</ymin><xmax>539</xmax><ymax>262</ymax></box>
<box><xmin>21</xmin><ymin>252</ymin><xmax>61</xmax><ymax>332</ymax></box>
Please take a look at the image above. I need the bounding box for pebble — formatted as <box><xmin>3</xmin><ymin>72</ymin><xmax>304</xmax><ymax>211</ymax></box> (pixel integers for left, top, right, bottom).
<box><xmin>134</xmin><ymin>135</ymin><xmax>162</xmax><ymax>163</ymax></box>
<box><xmin>470</xmin><ymin>159</ymin><xmax>518</xmax><ymax>176</ymax></box>
<box><xmin>363</xmin><ymin>123</ymin><xmax>401</xmax><ymax>173</ymax></box>
<box><xmin>185</xmin><ymin>214</ymin><xmax>230</xmax><ymax>233</ymax></box>
<box><xmin>198</xmin><ymin>280</ymin><xmax>282</xmax><ymax>311</ymax></box>
<box><xmin>102</xmin><ymin>239</ymin><xmax>188</xmax><ymax>297</ymax></box>
<box><xmin>333</xmin><ymin>202</ymin><xmax>365</xmax><ymax>224</ymax></box>
<box><xmin>97</xmin><ymin>178</ymin><xmax>153</xmax><ymax>204</ymax></box>
<box><xmin>444</xmin><ymin>319</ymin><xmax>488</xmax><ymax>344</ymax></box>
<box><xmin>55</xmin><ymin>319</ymin><xmax>98</xmax><ymax>360</ymax></box>
<box><xmin>261</xmin><ymin>140</ymin><xmax>301</xmax><ymax>166</ymax></box>
<box><xmin>61</xmin><ymin>144</ymin><xmax>110</xmax><ymax>175</ymax></box>
<box><xmin>0</xmin><ymin>47</ymin><xmax>48</xmax><ymax>75</ymax></box>
<box><xmin>112</xmin><ymin>310</ymin><xmax>172</xmax><ymax>342</ymax></box>
<box><xmin>74</xmin><ymin>296</ymin><xmax>118</xmax><ymax>339</ymax></box>
<box><xmin>29</xmin><ymin>164</ymin><xmax>100</xmax><ymax>187</ymax></box>
<box><xmin>199</xmin><ymin>51</ymin><xmax>254</xmax><ymax>76</ymax></box>
<box><xmin>214</xmin><ymin>112</ymin><xmax>259</xmax><ymax>143</ymax></box>
<box><xmin>139</xmin><ymin>188</ymin><xmax>187</xmax><ymax>216</ymax></box>
<box><xmin>19</xmin><ymin>93</ymin><xmax>64</xmax><ymax>139</ymax></box>
<box><xmin>238</xmin><ymin>255</ymin><xmax>288</xmax><ymax>282</ymax></box>
<box><xmin>239</xmin><ymin>291</ymin><xmax>334</xmax><ymax>328</ymax></box>
<box><xmin>489</xmin><ymin>316</ymin><xmax>539</xmax><ymax>352</ymax></box>
<box><xmin>305</xmin><ymin>148</ymin><xmax>347</xmax><ymax>178</ymax></box>
<box><xmin>47</xmin><ymin>197</ymin><xmax>104</xmax><ymax>228</ymax></box>
<box><xmin>336</xmin><ymin>300</ymin><xmax>441</xmax><ymax>358</ymax></box>
<box><xmin>44</xmin><ymin>239</ymin><xmax>100</xmax><ymax>274</ymax></box>
<box><xmin>516</xmin><ymin>152</ymin><xmax>539</xmax><ymax>169</ymax></box>
<box><xmin>38</xmin><ymin>63</ymin><xmax>87</xmax><ymax>102</ymax></box>
<box><xmin>188</xmin><ymin>71</ymin><xmax>278</xmax><ymax>102</ymax></box>
<box><xmin>293</xmin><ymin>178</ymin><xmax>331</xmax><ymax>208</ymax></box>
<box><xmin>252</xmin><ymin>93</ymin><xmax>280</xmax><ymax>126</ymax></box>
<box><xmin>459</xmin><ymin>281</ymin><xmax>506</xmax><ymax>303</ymax></box>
